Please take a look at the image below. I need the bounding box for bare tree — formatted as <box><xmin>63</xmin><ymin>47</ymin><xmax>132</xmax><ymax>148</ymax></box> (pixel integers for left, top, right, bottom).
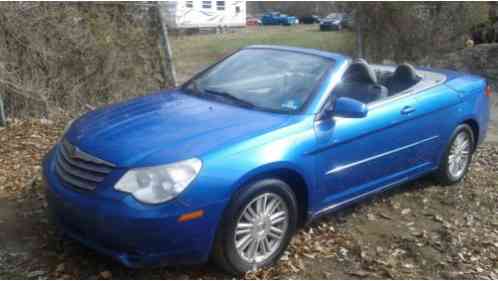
<box><xmin>156</xmin><ymin>2</ymin><xmax>177</xmax><ymax>87</ymax></box>
<box><xmin>350</xmin><ymin>2</ymin><xmax>489</xmax><ymax>63</ymax></box>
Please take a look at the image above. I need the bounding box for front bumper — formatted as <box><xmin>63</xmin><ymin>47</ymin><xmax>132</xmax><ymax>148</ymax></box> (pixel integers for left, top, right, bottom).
<box><xmin>42</xmin><ymin>148</ymin><xmax>227</xmax><ymax>267</ymax></box>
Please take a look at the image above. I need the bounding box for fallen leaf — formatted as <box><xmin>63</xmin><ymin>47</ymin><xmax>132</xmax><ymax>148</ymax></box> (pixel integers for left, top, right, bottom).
<box><xmin>401</xmin><ymin>208</ymin><xmax>411</xmax><ymax>215</ymax></box>
<box><xmin>99</xmin><ymin>271</ymin><xmax>112</xmax><ymax>279</ymax></box>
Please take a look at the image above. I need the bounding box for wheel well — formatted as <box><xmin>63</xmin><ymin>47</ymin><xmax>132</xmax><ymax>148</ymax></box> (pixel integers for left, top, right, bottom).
<box><xmin>237</xmin><ymin>169</ymin><xmax>309</xmax><ymax>228</ymax></box>
<box><xmin>462</xmin><ymin>119</ymin><xmax>479</xmax><ymax>150</ymax></box>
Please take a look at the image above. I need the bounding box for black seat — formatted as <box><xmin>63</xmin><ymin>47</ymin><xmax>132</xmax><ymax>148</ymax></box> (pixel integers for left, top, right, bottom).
<box><xmin>384</xmin><ymin>63</ymin><xmax>421</xmax><ymax>95</ymax></box>
<box><xmin>335</xmin><ymin>60</ymin><xmax>388</xmax><ymax>104</ymax></box>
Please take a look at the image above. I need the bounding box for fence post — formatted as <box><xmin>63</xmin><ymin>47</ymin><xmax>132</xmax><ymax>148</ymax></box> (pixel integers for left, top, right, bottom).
<box><xmin>0</xmin><ymin>92</ymin><xmax>5</xmax><ymax>126</ymax></box>
<box><xmin>156</xmin><ymin>2</ymin><xmax>177</xmax><ymax>87</ymax></box>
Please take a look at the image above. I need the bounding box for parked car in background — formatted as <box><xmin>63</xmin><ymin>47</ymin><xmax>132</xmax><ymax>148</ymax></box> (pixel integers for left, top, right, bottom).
<box><xmin>261</xmin><ymin>12</ymin><xmax>282</xmax><ymax>25</ymax></box>
<box><xmin>320</xmin><ymin>13</ymin><xmax>346</xmax><ymax>31</ymax></box>
<box><xmin>342</xmin><ymin>13</ymin><xmax>354</xmax><ymax>29</ymax></box>
<box><xmin>246</xmin><ymin>15</ymin><xmax>261</xmax><ymax>26</ymax></box>
<box><xmin>299</xmin><ymin>15</ymin><xmax>320</xmax><ymax>24</ymax></box>
<box><xmin>261</xmin><ymin>12</ymin><xmax>298</xmax><ymax>26</ymax></box>
<box><xmin>280</xmin><ymin>14</ymin><xmax>299</xmax><ymax>25</ymax></box>
<box><xmin>43</xmin><ymin>45</ymin><xmax>490</xmax><ymax>274</ymax></box>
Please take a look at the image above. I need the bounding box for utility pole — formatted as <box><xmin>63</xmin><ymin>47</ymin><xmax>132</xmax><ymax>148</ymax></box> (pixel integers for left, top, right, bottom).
<box><xmin>155</xmin><ymin>1</ymin><xmax>177</xmax><ymax>87</ymax></box>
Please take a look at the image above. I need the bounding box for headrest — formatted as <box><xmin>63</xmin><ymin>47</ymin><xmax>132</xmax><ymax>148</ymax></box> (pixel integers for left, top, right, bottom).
<box><xmin>346</xmin><ymin>60</ymin><xmax>378</xmax><ymax>84</ymax></box>
<box><xmin>393</xmin><ymin>63</ymin><xmax>420</xmax><ymax>82</ymax></box>
<box><xmin>354</xmin><ymin>58</ymin><xmax>368</xmax><ymax>64</ymax></box>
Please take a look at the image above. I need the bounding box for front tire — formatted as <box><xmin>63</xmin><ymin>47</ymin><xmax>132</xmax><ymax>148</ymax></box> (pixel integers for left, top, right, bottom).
<box><xmin>212</xmin><ymin>179</ymin><xmax>298</xmax><ymax>275</ymax></box>
<box><xmin>434</xmin><ymin>124</ymin><xmax>474</xmax><ymax>185</ymax></box>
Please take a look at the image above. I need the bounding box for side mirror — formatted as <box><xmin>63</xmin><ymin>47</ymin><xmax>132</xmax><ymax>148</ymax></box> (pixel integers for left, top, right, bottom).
<box><xmin>334</xmin><ymin>97</ymin><xmax>368</xmax><ymax>118</ymax></box>
<box><xmin>322</xmin><ymin>97</ymin><xmax>367</xmax><ymax>119</ymax></box>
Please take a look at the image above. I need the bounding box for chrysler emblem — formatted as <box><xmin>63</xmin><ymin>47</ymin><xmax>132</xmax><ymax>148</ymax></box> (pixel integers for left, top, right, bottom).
<box><xmin>64</xmin><ymin>140</ymin><xmax>84</xmax><ymax>161</ymax></box>
<box><xmin>68</xmin><ymin>145</ymin><xmax>79</xmax><ymax>159</ymax></box>
<box><xmin>68</xmin><ymin>145</ymin><xmax>86</xmax><ymax>162</ymax></box>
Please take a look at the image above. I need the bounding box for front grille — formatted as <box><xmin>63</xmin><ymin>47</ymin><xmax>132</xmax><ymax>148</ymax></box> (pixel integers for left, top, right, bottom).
<box><xmin>55</xmin><ymin>139</ymin><xmax>115</xmax><ymax>191</ymax></box>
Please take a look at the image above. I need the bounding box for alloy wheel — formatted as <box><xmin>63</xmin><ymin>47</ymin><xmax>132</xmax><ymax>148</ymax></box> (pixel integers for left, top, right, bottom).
<box><xmin>233</xmin><ymin>193</ymin><xmax>289</xmax><ymax>263</ymax></box>
<box><xmin>448</xmin><ymin>130</ymin><xmax>471</xmax><ymax>179</ymax></box>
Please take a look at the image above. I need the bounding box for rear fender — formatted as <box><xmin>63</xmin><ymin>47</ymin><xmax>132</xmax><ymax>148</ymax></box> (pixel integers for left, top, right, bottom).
<box><xmin>445</xmin><ymin>75</ymin><xmax>489</xmax><ymax>145</ymax></box>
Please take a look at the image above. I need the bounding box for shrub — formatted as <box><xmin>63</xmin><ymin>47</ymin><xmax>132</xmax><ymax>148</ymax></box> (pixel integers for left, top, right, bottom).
<box><xmin>352</xmin><ymin>2</ymin><xmax>490</xmax><ymax>63</ymax></box>
<box><xmin>0</xmin><ymin>2</ymin><xmax>169</xmax><ymax>118</ymax></box>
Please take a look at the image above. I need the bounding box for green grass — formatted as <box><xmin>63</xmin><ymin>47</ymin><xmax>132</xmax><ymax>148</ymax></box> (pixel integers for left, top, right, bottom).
<box><xmin>171</xmin><ymin>25</ymin><xmax>355</xmax><ymax>83</ymax></box>
<box><xmin>0</xmin><ymin>271</ymin><xmax>30</xmax><ymax>280</ymax></box>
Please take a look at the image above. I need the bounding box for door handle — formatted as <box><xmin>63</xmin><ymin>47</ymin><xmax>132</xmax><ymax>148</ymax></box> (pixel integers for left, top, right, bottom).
<box><xmin>401</xmin><ymin>106</ymin><xmax>416</xmax><ymax>115</ymax></box>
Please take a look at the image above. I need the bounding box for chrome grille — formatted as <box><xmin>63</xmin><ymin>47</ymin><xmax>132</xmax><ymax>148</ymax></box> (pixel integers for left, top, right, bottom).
<box><xmin>55</xmin><ymin>139</ymin><xmax>115</xmax><ymax>191</ymax></box>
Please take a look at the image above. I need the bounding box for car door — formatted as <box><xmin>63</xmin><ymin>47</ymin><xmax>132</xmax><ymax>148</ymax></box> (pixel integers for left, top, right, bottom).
<box><xmin>402</xmin><ymin>84</ymin><xmax>462</xmax><ymax>166</ymax></box>
<box><xmin>312</xmin><ymin>95</ymin><xmax>431</xmax><ymax>213</ymax></box>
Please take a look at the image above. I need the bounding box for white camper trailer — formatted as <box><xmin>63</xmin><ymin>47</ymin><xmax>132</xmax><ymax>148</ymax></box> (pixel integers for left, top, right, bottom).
<box><xmin>163</xmin><ymin>1</ymin><xmax>246</xmax><ymax>29</ymax></box>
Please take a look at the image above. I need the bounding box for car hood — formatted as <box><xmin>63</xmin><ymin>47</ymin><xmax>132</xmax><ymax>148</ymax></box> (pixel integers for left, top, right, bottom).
<box><xmin>65</xmin><ymin>90</ymin><xmax>293</xmax><ymax>167</ymax></box>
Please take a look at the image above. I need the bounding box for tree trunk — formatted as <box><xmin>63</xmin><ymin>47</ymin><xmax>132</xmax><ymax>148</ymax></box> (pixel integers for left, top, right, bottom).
<box><xmin>156</xmin><ymin>2</ymin><xmax>177</xmax><ymax>87</ymax></box>
<box><xmin>490</xmin><ymin>2</ymin><xmax>497</xmax><ymax>20</ymax></box>
<box><xmin>355</xmin><ymin>7</ymin><xmax>364</xmax><ymax>59</ymax></box>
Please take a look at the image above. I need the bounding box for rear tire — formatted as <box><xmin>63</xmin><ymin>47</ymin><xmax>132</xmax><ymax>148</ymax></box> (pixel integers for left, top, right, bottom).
<box><xmin>434</xmin><ymin>124</ymin><xmax>474</xmax><ymax>185</ymax></box>
<box><xmin>212</xmin><ymin>178</ymin><xmax>298</xmax><ymax>275</ymax></box>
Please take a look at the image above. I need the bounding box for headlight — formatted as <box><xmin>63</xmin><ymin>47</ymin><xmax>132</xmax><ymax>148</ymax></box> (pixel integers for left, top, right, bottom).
<box><xmin>115</xmin><ymin>158</ymin><xmax>202</xmax><ymax>204</ymax></box>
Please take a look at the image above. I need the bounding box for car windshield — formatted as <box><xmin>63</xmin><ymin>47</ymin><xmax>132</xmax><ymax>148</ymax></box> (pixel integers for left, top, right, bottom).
<box><xmin>184</xmin><ymin>49</ymin><xmax>334</xmax><ymax>113</ymax></box>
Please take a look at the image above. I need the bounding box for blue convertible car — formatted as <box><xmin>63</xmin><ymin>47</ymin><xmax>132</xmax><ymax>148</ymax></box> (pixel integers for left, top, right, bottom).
<box><xmin>43</xmin><ymin>45</ymin><xmax>491</xmax><ymax>274</ymax></box>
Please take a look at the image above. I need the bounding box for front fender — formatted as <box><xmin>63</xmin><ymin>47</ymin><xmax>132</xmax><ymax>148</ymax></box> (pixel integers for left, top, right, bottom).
<box><xmin>183</xmin><ymin>118</ymin><xmax>319</xmax><ymax>209</ymax></box>
<box><xmin>231</xmin><ymin>161</ymin><xmax>313</xmax><ymax>196</ymax></box>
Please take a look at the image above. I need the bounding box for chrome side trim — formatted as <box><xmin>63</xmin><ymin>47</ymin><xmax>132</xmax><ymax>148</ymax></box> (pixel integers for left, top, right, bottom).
<box><xmin>315</xmin><ymin>176</ymin><xmax>409</xmax><ymax>217</ymax></box>
<box><xmin>326</xmin><ymin>135</ymin><xmax>439</xmax><ymax>175</ymax></box>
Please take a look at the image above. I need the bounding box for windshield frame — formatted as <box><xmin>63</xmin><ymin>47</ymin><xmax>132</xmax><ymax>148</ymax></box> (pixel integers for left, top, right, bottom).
<box><xmin>180</xmin><ymin>47</ymin><xmax>336</xmax><ymax>115</ymax></box>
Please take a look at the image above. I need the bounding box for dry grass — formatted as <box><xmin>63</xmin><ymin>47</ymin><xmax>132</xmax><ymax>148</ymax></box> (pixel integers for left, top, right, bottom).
<box><xmin>0</xmin><ymin>3</ymin><xmax>164</xmax><ymax>119</ymax></box>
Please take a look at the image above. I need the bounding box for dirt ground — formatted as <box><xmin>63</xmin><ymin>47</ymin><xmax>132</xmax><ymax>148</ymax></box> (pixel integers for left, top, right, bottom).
<box><xmin>0</xmin><ymin>103</ymin><xmax>497</xmax><ymax>279</ymax></box>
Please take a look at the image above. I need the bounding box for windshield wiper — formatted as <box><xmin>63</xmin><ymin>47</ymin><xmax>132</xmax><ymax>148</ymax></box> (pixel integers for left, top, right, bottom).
<box><xmin>203</xmin><ymin>88</ymin><xmax>256</xmax><ymax>109</ymax></box>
